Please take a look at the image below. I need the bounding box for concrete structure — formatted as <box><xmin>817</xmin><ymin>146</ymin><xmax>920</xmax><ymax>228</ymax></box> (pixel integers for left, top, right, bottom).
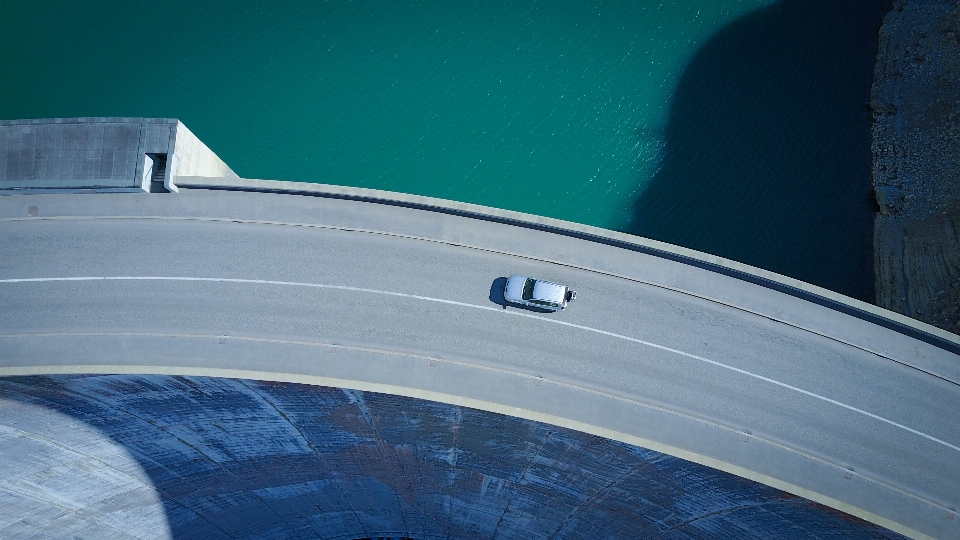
<box><xmin>0</xmin><ymin>118</ymin><xmax>236</xmax><ymax>193</ymax></box>
<box><xmin>0</xmin><ymin>374</ymin><xmax>907</xmax><ymax>540</ymax></box>
<box><xmin>1</xmin><ymin>119</ymin><xmax>959</xmax><ymax>539</ymax></box>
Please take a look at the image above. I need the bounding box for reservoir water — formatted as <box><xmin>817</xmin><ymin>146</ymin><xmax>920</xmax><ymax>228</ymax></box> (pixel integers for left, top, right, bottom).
<box><xmin>0</xmin><ymin>0</ymin><xmax>888</xmax><ymax>300</ymax></box>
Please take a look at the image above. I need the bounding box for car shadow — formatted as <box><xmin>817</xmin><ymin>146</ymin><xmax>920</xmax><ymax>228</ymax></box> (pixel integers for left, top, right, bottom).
<box><xmin>489</xmin><ymin>277</ymin><xmax>557</xmax><ymax>313</ymax></box>
<box><xmin>489</xmin><ymin>277</ymin><xmax>509</xmax><ymax>307</ymax></box>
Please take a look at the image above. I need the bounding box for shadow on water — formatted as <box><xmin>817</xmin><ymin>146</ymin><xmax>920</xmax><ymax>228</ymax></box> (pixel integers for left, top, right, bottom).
<box><xmin>629</xmin><ymin>0</ymin><xmax>891</xmax><ymax>301</ymax></box>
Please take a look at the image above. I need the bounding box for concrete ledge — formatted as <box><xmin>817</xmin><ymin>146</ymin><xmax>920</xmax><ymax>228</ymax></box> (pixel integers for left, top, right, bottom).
<box><xmin>0</xmin><ymin>119</ymin><xmax>234</xmax><ymax>193</ymax></box>
<box><xmin>0</xmin><ymin>187</ymin><xmax>149</xmax><ymax>195</ymax></box>
<box><xmin>176</xmin><ymin>175</ymin><xmax>960</xmax><ymax>357</ymax></box>
<box><xmin>0</xmin><ymin>117</ymin><xmax>178</xmax><ymax>126</ymax></box>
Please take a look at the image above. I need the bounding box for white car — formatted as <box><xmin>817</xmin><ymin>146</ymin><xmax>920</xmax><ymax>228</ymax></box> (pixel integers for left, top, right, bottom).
<box><xmin>503</xmin><ymin>275</ymin><xmax>576</xmax><ymax>311</ymax></box>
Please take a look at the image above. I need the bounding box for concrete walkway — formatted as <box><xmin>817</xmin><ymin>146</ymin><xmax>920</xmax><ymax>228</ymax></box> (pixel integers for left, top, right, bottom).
<box><xmin>1</xmin><ymin>183</ymin><xmax>958</xmax><ymax>539</ymax></box>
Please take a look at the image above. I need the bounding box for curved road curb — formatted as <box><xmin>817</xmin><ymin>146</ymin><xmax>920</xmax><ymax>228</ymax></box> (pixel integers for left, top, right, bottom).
<box><xmin>176</xmin><ymin>176</ymin><xmax>960</xmax><ymax>357</ymax></box>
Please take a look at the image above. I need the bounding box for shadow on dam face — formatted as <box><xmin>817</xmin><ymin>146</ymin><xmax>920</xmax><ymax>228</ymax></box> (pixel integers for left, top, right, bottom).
<box><xmin>0</xmin><ymin>375</ymin><xmax>906</xmax><ymax>539</ymax></box>
<box><xmin>628</xmin><ymin>0</ymin><xmax>890</xmax><ymax>302</ymax></box>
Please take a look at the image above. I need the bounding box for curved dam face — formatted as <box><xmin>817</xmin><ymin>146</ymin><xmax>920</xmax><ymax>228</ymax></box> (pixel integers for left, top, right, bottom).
<box><xmin>0</xmin><ymin>374</ymin><xmax>906</xmax><ymax>540</ymax></box>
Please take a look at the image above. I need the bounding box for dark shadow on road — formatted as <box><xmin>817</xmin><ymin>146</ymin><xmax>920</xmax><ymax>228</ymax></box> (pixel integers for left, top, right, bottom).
<box><xmin>489</xmin><ymin>276</ymin><xmax>508</xmax><ymax>307</ymax></box>
<box><xmin>628</xmin><ymin>0</ymin><xmax>890</xmax><ymax>301</ymax></box>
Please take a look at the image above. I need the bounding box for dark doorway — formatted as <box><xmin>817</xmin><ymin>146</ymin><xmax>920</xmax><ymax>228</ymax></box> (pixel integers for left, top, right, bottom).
<box><xmin>143</xmin><ymin>152</ymin><xmax>169</xmax><ymax>193</ymax></box>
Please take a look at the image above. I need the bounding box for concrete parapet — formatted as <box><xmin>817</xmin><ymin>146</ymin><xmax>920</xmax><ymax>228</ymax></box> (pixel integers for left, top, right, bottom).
<box><xmin>176</xmin><ymin>176</ymin><xmax>960</xmax><ymax>376</ymax></box>
<box><xmin>0</xmin><ymin>118</ymin><xmax>236</xmax><ymax>194</ymax></box>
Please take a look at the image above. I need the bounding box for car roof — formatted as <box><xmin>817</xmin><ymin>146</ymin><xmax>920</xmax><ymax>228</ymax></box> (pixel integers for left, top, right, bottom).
<box><xmin>531</xmin><ymin>280</ymin><xmax>565</xmax><ymax>303</ymax></box>
<box><xmin>504</xmin><ymin>275</ymin><xmax>527</xmax><ymax>300</ymax></box>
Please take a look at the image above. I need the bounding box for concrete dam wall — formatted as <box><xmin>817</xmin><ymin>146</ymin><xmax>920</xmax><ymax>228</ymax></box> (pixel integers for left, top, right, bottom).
<box><xmin>0</xmin><ymin>375</ymin><xmax>906</xmax><ymax>540</ymax></box>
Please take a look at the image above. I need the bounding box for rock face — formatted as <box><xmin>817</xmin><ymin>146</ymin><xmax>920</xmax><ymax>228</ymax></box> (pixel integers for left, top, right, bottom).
<box><xmin>871</xmin><ymin>0</ymin><xmax>960</xmax><ymax>334</ymax></box>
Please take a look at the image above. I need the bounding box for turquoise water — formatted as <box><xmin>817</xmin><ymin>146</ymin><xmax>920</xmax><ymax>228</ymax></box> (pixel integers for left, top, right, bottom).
<box><xmin>0</xmin><ymin>0</ymin><xmax>886</xmax><ymax>299</ymax></box>
<box><xmin>0</xmin><ymin>0</ymin><xmax>773</xmax><ymax>228</ymax></box>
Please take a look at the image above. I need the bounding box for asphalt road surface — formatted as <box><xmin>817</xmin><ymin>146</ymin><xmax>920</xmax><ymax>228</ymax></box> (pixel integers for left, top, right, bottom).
<box><xmin>1</xmin><ymin>189</ymin><xmax>958</xmax><ymax>539</ymax></box>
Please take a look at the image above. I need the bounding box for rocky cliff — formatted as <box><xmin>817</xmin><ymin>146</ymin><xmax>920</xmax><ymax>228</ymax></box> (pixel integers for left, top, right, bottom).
<box><xmin>871</xmin><ymin>0</ymin><xmax>960</xmax><ymax>334</ymax></box>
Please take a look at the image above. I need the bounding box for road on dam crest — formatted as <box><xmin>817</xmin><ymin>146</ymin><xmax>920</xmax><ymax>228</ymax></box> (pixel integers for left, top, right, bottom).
<box><xmin>1</xmin><ymin>188</ymin><xmax>958</xmax><ymax>540</ymax></box>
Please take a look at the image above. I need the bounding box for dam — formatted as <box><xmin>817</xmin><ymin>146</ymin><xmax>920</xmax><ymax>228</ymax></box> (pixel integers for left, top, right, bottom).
<box><xmin>2</xmin><ymin>118</ymin><xmax>958</xmax><ymax>539</ymax></box>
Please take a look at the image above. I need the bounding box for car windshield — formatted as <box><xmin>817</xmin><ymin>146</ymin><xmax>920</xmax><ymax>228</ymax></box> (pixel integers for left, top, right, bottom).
<box><xmin>521</xmin><ymin>278</ymin><xmax>536</xmax><ymax>300</ymax></box>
